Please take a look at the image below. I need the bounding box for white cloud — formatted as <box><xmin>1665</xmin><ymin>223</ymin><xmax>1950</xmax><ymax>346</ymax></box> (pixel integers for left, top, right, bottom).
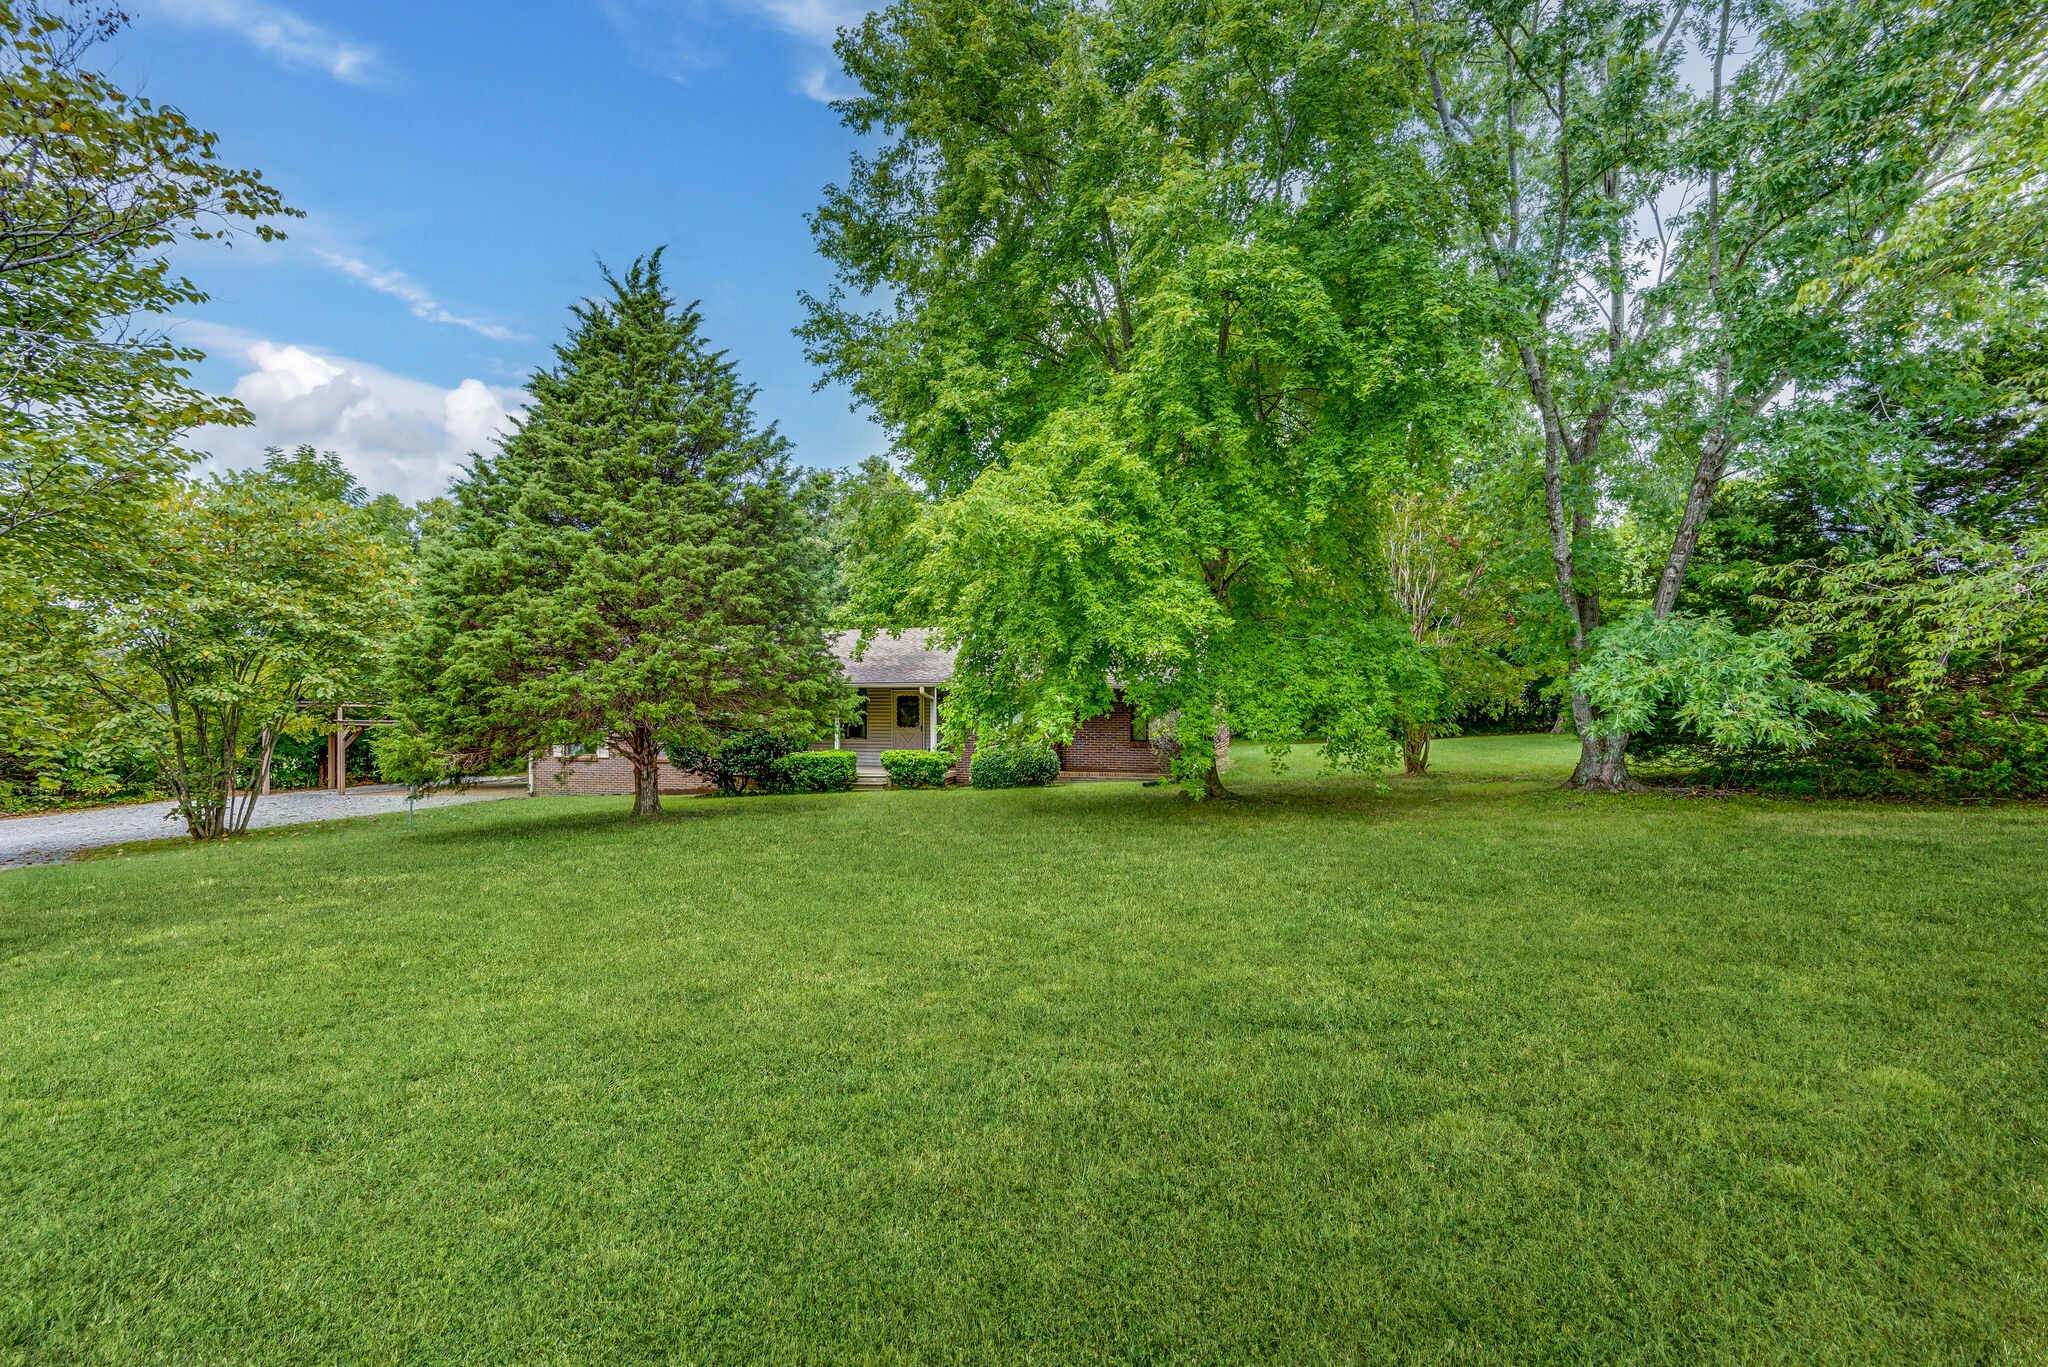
<box><xmin>176</xmin><ymin>323</ymin><xmax>526</xmax><ymax>502</ymax></box>
<box><xmin>313</xmin><ymin>250</ymin><xmax>526</xmax><ymax>341</ymax></box>
<box><xmin>147</xmin><ymin>0</ymin><xmax>381</xmax><ymax>84</ymax></box>
<box><xmin>742</xmin><ymin>0</ymin><xmax>868</xmax><ymax>43</ymax></box>
<box><xmin>796</xmin><ymin>64</ymin><xmax>856</xmax><ymax>103</ymax></box>
<box><xmin>599</xmin><ymin>0</ymin><xmax>871</xmax><ymax>100</ymax></box>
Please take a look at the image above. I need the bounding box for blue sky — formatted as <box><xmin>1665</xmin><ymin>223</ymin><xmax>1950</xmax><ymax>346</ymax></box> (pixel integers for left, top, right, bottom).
<box><xmin>114</xmin><ymin>0</ymin><xmax>882</xmax><ymax>499</ymax></box>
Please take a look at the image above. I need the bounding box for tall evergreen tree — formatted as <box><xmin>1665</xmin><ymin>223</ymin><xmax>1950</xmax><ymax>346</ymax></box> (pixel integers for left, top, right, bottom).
<box><xmin>392</xmin><ymin>254</ymin><xmax>844</xmax><ymax>817</ymax></box>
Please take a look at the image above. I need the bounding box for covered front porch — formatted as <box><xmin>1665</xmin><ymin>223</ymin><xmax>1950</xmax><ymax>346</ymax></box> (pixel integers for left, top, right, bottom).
<box><xmin>825</xmin><ymin>685</ymin><xmax>946</xmax><ymax>786</ymax></box>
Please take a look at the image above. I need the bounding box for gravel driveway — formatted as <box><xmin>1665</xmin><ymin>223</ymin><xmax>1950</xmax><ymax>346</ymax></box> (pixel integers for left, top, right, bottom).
<box><xmin>0</xmin><ymin>784</ymin><xmax>524</xmax><ymax>869</ymax></box>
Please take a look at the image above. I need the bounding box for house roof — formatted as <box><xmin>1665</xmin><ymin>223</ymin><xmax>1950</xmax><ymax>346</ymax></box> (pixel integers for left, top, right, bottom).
<box><xmin>830</xmin><ymin>628</ymin><xmax>956</xmax><ymax>686</ymax></box>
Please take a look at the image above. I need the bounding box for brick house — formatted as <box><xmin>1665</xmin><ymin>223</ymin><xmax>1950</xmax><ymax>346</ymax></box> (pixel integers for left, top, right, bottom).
<box><xmin>528</xmin><ymin>628</ymin><xmax>1167</xmax><ymax>795</ymax></box>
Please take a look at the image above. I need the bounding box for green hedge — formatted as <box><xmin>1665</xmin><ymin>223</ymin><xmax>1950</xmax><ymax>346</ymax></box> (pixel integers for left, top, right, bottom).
<box><xmin>969</xmin><ymin>747</ymin><xmax>1060</xmax><ymax>789</ymax></box>
<box><xmin>879</xmin><ymin>749</ymin><xmax>952</xmax><ymax>789</ymax></box>
<box><xmin>667</xmin><ymin>729</ymin><xmax>804</xmax><ymax>796</ymax></box>
<box><xmin>775</xmin><ymin>750</ymin><xmax>857</xmax><ymax>794</ymax></box>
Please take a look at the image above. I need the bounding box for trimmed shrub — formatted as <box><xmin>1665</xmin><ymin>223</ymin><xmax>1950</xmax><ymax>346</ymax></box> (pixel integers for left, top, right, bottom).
<box><xmin>775</xmin><ymin>749</ymin><xmax>857</xmax><ymax>794</ymax></box>
<box><xmin>879</xmin><ymin>749</ymin><xmax>952</xmax><ymax>789</ymax></box>
<box><xmin>969</xmin><ymin>747</ymin><xmax>1060</xmax><ymax>789</ymax></box>
<box><xmin>667</xmin><ymin>729</ymin><xmax>802</xmax><ymax>796</ymax></box>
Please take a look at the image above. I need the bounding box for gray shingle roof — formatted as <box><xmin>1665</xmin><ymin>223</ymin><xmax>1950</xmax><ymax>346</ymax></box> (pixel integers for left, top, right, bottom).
<box><xmin>830</xmin><ymin>628</ymin><xmax>956</xmax><ymax>686</ymax></box>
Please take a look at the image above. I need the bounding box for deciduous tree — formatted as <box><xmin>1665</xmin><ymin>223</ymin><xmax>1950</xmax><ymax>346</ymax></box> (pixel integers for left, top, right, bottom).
<box><xmin>82</xmin><ymin>472</ymin><xmax>406</xmax><ymax>838</ymax></box>
<box><xmin>0</xmin><ymin>0</ymin><xmax>292</xmax><ymax>582</ymax></box>
<box><xmin>1405</xmin><ymin>0</ymin><xmax>2048</xmax><ymax>787</ymax></box>
<box><xmin>1382</xmin><ymin>485</ymin><xmax>1534</xmax><ymax>773</ymax></box>
<box><xmin>810</xmin><ymin>0</ymin><xmax>1477</xmax><ymax>794</ymax></box>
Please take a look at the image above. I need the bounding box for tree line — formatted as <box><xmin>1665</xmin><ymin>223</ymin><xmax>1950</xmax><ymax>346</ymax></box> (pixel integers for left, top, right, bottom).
<box><xmin>5</xmin><ymin>0</ymin><xmax>2044</xmax><ymax>836</ymax></box>
<box><xmin>0</xmin><ymin>5</ymin><xmax>845</xmax><ymax>830</ymax></box>
<box><xmin>807</xmin><ymin>0</ymin><xmax>2047</xmax><ymax>796</ymax></box>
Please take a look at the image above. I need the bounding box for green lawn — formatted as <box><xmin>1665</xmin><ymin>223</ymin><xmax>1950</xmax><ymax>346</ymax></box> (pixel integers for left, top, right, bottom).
<box><xmin>3</xmin><ymin>736</ymin><xmax>2044</xmax><ymax>1363</ymax></box>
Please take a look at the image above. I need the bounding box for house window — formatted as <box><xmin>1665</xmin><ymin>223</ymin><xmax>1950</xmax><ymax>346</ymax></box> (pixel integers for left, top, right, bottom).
<box><xmin>552</xmin><ymin>741</ymin><xmax>609</xmax><ymax>759</ymax></box>
<box><xmin>844</xmin><ymin>690</ymin><xmax>867</xmax><ymax>739</ymax></box>
<box><xmin>896</xmin><ymin>693</ymin><xmax>921</xmax><ymax>731</ymax></box>
<box><xmin>1130</xmin><ymin>711</ymin><xmax>1149</xmax><ymax>745</ymax></box>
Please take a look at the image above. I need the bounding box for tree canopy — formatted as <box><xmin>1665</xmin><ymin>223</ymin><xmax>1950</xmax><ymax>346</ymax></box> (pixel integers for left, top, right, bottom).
<box><xmin>391</xmin><ymin>254</ymin><xmax>845</xmax><ymax>816</ymax></box>
<box><xmin>0</xmin><ymin>1</ymin><xmax>292</xmax><ymax>588</ymax></box>
<box><xmin>809</xmin><ymin>0</ymin><xmax>1485</xmax><ymax>792</ymax></box>
<box><xmin>80</xmin><ymin>470</ymin><xmax>407</xmax><ymax>837</ymax></box>
<box><xmin>1405</xmin><ymin>0</ymin><xmax>2048</xmax><ymax>785</ymax></box>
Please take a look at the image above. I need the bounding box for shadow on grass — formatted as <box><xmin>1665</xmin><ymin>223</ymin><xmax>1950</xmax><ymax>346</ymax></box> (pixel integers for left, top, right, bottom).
<box><xmin>393</xmin><ymin>769</ymin><xmax>1591</xmax><ymax>869</ymax></box>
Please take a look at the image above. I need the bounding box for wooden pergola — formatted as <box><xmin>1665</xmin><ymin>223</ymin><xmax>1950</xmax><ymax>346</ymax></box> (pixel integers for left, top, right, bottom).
<box><xmin>281</xmin><ymin>702</ymin><xmax>400</xmax><ymax>796</ymax></box>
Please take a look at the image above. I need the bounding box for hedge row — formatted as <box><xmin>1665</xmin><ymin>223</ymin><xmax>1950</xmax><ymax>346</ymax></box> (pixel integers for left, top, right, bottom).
<box><xmin>776</xmin><ymin>750</ymin><xmax>857</xmax><ymax>793</ymax></box>
<box><xmin>969</xmin><ymin>747</ymin><xmax>1060</xmax><ymax>789</ymax></box>
<box><xmin>666</xmin><ymin>730</ymin><xmax>858</xmax><ymax>795</ymax></box>
<box><xmin>879</xmin><ymin>749</ymin><xmax>952</xmax><ymax>789</ymax></box>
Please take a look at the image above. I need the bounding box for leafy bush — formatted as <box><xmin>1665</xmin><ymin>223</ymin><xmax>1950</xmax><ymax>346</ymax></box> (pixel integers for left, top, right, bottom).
<box><xmin>0</xmin><ymin>742</ymin><xmax>162</xmax><ymax>813</ymax></box>
<box><xmin>1664</xmin><ymin>691</ymin><xmax>2048</xmax><ymax>800</ymax></box>
<box><xmin>775</xmin><ymin>750</ymin><xmax>857</xmax><ymax>794</ymax></box>
<box><xmin>969</xmin><ymin>747</ymin><xmax>1060</xmax><ymax>789</ymax></box>
<box><xmin>668</xmin><ymin>730</ymin><xmax>803</xmax><ymax>796</ymax></box>
<box><xmin>371</xmin><ymin>726</ymin><xmax>463</xmax><ymax>799</ymax></box>
<box><xmin>879</xmin><ymin>749</ymin><xmax>952</xmax><ymax>789</ymax></box>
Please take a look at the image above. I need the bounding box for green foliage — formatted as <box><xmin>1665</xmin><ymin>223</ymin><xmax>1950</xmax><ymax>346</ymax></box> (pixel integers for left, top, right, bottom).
<box><xmin>1381</xmin><ymin>483</ymin><xmax>1542</xmax><ymax>770</ymax></box>
<box><xmin>1573</xmin><ymin>611</ymin><xmax>1871</xmax><ymax>750</ymax></box>
<box><xmin>878</xmin><ymin>749</ymin><xmax>950</xmax><ymax>789</ymax></box>
<box><xmin>825</xmin><ymin>456</ymin><xmax>925</xmax><ymax>625</ymax></box>
<box><xmin>388</xmin><ymin>254</ymin><xmax>846</xmax><ymax>815</ymax></box>
<box><xmin>809</xmin><ymin>0</ymin><xmax>1485</xmax><ymax>795</ymax></box>
<box><xmin>0</xmin><ymin>2</ymin><xmax>295</xmax><ymax>807</ymax></box>
<box><xmin>1405</xmin><ymin>0</ymin><xmax>2048</xmax><ymax>783</ymax></box>
<box><xmin>261</xmin><ymin>444</ymin><xmax>366</xmax><ymax>508</ymax></box>
<box><xmin>968</xmin><ymin>747</ymin><xmax>1060</xmax><ymax>789</ymax></box>
<box><xmin>774</xmin><ymin>749</ymin><xmax>857</xmax><ymax>794</ymax></box>
<box><xmin>264</xmin><ymin>734</ymin><xmax>322</xmax><ymax>791</ymax></box>
<box><xmin>79</xmin><ymin>472</ymin><xmax>407</xmax><ymax>838</ymax></box>
<box><xmin>1784</xmin><ymin>528</ymin><xmax>2048</xmax><ymax>701</ymax></box>
<box><xmin>0</xmin><ymin>746</ymin><xmax>155</xmax><ymax>813</ymax></box>
<box><xmin>1653</xmin><ymin>523</ymin><xmax>2048</xmax><ymax>798</ymax></box>
<box><xmin>370</xmin><ymin>726</ymin><xmax>463</xmax><ymax>801</ymax></box>
<box><xmin>0</xmin><ymin>1</ymin><xmax>294</xmax><ymax>589</ymax></box>
<box><xmin>668</xmin><ymin>729</ymin><xmax>805</xmax><ymax>797</ymax></box>
<box><xmin>1653</xmin><ymin>693</ymin><xmax>2048</xmax><ymax>800</ymax></box>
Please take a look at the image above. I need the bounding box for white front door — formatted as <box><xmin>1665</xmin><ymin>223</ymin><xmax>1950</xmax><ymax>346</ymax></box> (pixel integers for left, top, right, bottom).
<box><xmin>883</xmin><ymin>689</ymin><xmax>927</xmax><ymax>749</ymax></box>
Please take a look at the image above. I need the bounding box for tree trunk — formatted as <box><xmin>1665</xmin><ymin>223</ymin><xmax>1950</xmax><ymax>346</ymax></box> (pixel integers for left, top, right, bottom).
<box><xmin>1402</xmin><ymin>722</ymin><xmax>1432</xmax><ymax>775</ymax></box>
<box><xmin>176</xmin><ymin>707</ymin><xmax>237</xmax><ymax>839</ymax></box>
<box><xmin>1199</xmin><ymin>704</ymin><xmax>1234</xmax><ymax>800</ymax></box>
<box><xmin>228</xmin><ymin>725</ymin><xmax>280</xmax><ymax>836</ymax></box>
<box><xmin>624</xmin><ymin>723</ymin><xmax>662</xmax><ymax>817</ymax></box>
<box><xmin>1569</xmin><ymin>713</ymin><xmax>1641</xmax><ymax>793</ymax></box>
<box><xmin>631</xmin><ymin>762</ymin><xmax>660</xmax><ymax>817</ymax></box>
<box><xmin>1549</xmin><ymin>704</ymin><xmax>1570</xmax><ymax>735</ymax></box>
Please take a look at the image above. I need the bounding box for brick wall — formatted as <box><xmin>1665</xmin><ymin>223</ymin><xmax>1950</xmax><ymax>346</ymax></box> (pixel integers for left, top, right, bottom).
<box><xmin>1057</xmin><ymin>702</ymin><xmax>1168</xmax><ymax>777</ymax></box>
<box><xmin>527</xmin><ymin>703</ymin><xmax>1157</xmax><ymax>795</ymax></box>
<box><xmin>528</xmin><ymin>753</ymin><xmax>713</xmax><ymax>798</ymax></box>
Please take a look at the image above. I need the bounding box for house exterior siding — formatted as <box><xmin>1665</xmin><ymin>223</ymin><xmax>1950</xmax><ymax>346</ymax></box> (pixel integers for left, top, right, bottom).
<box><xmin>527</xmin><ymin>630</ymin><xmax>1164</xmax><ymax>797</ymax></box>
<box><xmin>827</xmin><ymin>687</ymin><xmax>939</xmax><ymax>775</ymax></box>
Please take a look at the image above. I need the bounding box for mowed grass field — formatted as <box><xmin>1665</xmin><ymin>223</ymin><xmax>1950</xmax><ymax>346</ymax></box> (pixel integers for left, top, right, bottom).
<box><xmin>2</xmin><ymin>735</ymin><xmax>2044</xmax><ymax>1363</ymax></box>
